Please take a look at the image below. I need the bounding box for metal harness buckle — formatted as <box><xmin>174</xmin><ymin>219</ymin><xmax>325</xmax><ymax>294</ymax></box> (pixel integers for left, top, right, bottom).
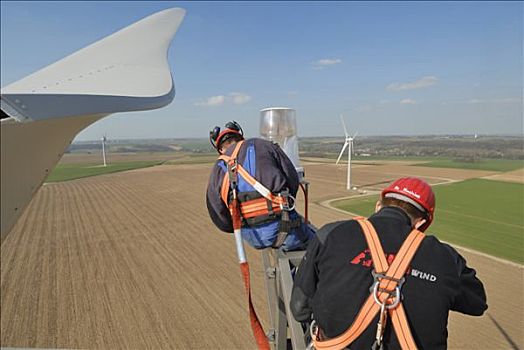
<box><xmin>371</xmin><ymin>271</ymin><xmax>405</xmax><ymax>348</ymax></box>
<box><xmin>306</xmin><ymin>320</ymin><xmax>318</xmax><ymax>350</ymax></box>
<box><xmin>279</xmin><ymin>189</ymin><xmax>296</xmax><ymax>211</ymax></box>
<box><xmin>227</xmin><ymin>160</ymin><xmax>238</xmax><ymax>188</ymax></box>
<box><xmin>371</xmin><ymin>270</ymin><xmax>405</xmax><ymax>309</ymax></box>
<box><xmin>309</xmin><ymin>320</ymin><xmax>319</xmax><ymax>341</ymax></box>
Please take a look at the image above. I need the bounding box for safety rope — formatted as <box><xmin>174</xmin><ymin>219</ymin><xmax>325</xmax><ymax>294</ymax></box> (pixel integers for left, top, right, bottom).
<box><xmin>299</xmin><ymin>182</ymin><xmax>308</xmax><ymax>223</ymax></box>
<box><xmin>222</xmin><ymin>141</ymin><xmax>270</xmax><ymax>350</ymax></box>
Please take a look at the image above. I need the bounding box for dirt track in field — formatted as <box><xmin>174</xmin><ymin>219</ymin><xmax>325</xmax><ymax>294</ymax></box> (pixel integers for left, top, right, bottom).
<box><xmin>482</xmin><ymin>168</ymin><xmax>524</xmax><ymax>184</ymax></box>
<box><xmin>1</xmin><ymin>162</ymin><xmax>522</xmax><ymax>349</ymax></box>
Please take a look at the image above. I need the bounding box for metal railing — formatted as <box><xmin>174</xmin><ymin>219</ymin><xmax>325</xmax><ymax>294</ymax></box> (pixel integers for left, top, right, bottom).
<box><xmin>262</xmin><ymin>249</ymin><xmax>307</xmax><ymax>350</ymax></box>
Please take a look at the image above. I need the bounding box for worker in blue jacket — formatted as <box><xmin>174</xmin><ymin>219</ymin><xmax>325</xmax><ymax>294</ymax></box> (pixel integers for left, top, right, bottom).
<box><xmin>206</xmin><ymin>121</ymin><xmax>315</xmax><ymax>251</ymax></box>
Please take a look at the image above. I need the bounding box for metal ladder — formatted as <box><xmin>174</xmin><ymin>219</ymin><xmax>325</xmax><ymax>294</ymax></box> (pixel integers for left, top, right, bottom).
<box><xmin>262</xmin><ymin>249</ymin><xmax>307</xmax><ymax>350</ymax></box>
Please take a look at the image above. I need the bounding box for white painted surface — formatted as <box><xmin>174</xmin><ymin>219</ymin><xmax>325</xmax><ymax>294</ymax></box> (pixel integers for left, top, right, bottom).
<box><xmin>0</xmin><ymin>8</ymin><xmax>186</xmax><ymax>242</ymax></box>
<box><xmin>2</xmin><ymin>8</ymin><xmax>185</xmax><ymax>98</ymax></box>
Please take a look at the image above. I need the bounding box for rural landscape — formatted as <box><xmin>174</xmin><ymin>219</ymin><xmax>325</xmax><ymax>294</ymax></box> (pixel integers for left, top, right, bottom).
<box><xmin>1</xmin><ymin>135</ymin><xmax>522</xmax><ymax>349</ymax></box>
<box><xmin>1</xmin><ymin>2</ymin><xmax>522</xmax><ymax>350</ymax></box>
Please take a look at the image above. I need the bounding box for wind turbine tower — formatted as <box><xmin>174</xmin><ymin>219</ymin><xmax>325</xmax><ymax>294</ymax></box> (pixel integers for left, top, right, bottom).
<box><xmin>101</xmin><ymin>134</ymin><xmax>108</xmax><ymax>167</ymax></box>
<box><xmin>336</xmin><ymin>115</ymin><xmax>357</xmax><ymax>190</ymax></box>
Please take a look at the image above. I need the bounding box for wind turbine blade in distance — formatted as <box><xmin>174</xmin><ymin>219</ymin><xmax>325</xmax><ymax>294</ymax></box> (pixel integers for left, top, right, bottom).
<box><xmin>336</xmin><ymin>141</ymin><xmax>349</xmax><ymax>164</ymax></box>
<box><xmin>352</xmin><ymin>131</ymin><xmax>358</xmax><ymax>139</ymax></box>
<box><xmin>340</xmin><ymin>115</ymin><xmax>348</xmax><ymax>136</ymax></box>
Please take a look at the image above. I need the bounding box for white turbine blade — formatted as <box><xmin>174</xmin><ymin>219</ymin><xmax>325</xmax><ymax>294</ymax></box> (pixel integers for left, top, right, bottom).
<box><xmin>1</xmin><ymin>8</ymin><xmax>186</xmax><ymax>122</ymax></box>
<box><xmin>351</xmin><ymin>139</ymin><xmax>355</xmax><ymax>155</ymax></box>
<box><xmin>340</xmin><ymin>115</ymin><xmax>348</xmax><ymax>136</ymax></box>
<box><xmin>1</xmin><ymin>8</ymin><xmax>185</xmax><ymax>242</ymax></box>
<box><xmin>352</xmin><ymin>131</ymin><xmax>358</xmax><ymax>139</ymax></box>
<box><xmin>336</xmin><ymin>142</ymin><xmax>349</xmax><ymax>164</ymax></box>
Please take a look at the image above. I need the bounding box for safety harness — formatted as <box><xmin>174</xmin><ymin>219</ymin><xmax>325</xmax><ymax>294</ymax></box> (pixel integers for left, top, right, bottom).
<box><xmin>218</xmin><ymin>140</ymin><xmax>302</xmax><ymax>248</ymax></box>
<box><xmin>310</xmin><ymin>217</ymin><xmax>425</xmax><ymax>350</ymax></box>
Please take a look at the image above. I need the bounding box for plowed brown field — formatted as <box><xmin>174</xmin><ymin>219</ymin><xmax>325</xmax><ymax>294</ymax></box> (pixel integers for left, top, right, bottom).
<box><xmin>1</xmin><ymin>162</ymin><xmax>522</xmax><ymax>349</ymax></box>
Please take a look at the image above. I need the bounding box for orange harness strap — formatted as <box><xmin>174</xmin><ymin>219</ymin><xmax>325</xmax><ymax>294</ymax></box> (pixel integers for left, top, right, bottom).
<box><xmin>218</xmin><ymin>141</ymin><xmax>244</xmax><ymax>204</ymax></box>
<box><xmin>357</xmin><ymin>218</ymin><xmax>423</xmax><ymax>350</ymax></box>
<box><xmin>218</xmin><ymin>141</ymin><xmax>270</xmax><ymax>350</ymax></box>
<box><xmin>218</xmin><ymin>141</ymin><xmax>286</xmax><ymax>209</ymax></box>
<box><xmin>240</xmin><ymin>197</ymin><xmax>282</xmax><ymax>218</ymax></box>
<box><xmin>312</xmin><ymin>217</ymin><xmax>424</xmax><ymax>350</ymax></box>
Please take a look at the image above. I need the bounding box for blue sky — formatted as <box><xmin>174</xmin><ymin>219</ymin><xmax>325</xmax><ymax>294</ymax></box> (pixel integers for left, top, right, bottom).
<box><xmin>1</xmin><ymin>1</ymin><xmax>522</xmax><ymax>140</ymax></box>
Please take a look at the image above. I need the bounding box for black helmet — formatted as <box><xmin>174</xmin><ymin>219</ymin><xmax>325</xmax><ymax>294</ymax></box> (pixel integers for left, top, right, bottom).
<box><xmin>209</xmin><ymin>121</ymin><xmax>244</xmax><ymax>152</ymax></box>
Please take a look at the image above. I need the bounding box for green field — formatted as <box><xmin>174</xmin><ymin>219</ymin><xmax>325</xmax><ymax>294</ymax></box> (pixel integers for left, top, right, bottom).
<box><xmin>418</xmin><ymin>158</ymin><xmax>523</xmax><ymax>172</ymax></box>
<box><xmin>308</xmin><ymin>156</ymin><xmax>524</xmax><ymax>172</ymax></box>
<box><xmin>333</xmin><ymin>179</ymin><xmax>524</xmax><ymax>264</ymax></box>
<box><xmin>45</xmin><ymin>161</ymin><xmax>164</xmax><ymax>182</ymax></box>
<box><xmin>303</xmin><ymin>155</ymin><xmax>438</xmax><ymax>162</ymax></box>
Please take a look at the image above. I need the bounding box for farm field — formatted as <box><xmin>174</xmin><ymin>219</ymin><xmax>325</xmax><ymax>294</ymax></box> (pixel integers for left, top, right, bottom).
<box><xmin>59</xmin><ymin>151</ymin><xmax>215</xmax><ymax>165</ymax></box>
<box><xmin>303</xmin><ymin>156</ymin><xmax>524</xmax><ymax>172</ymax></box>
<box><xmin>418</xmin><ymin>158</ymin><xmax>524</xmax><ymax>172</ymax></box>
<box><xmin>333</xmin><ymin>179</ymin><xmax>524</xmax><ymax>264</ymax></box>
<box><xmin>482</xmin><ymin>167</ymin><xmax>524</xmax><ymax>184</ymax></box>
<box><xmin>48</xmin><ymin>153</ymin><xmax>219</xmax><ymax>183</ymax></box>
<box><xmin>1</xmin><ymin>160</ymin><xmax>523</xmax><ymax>349</ymax></box>
<box><xmin>46</xmin><ymin>161</ymin><xmax>165</xmax><ymax>182</ymax></box>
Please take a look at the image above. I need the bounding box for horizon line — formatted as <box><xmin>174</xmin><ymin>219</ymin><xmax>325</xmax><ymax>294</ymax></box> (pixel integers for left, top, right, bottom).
<box><xmin>73</xmin><ymin>133</ymin><xmax>524</xmax><ymax>143</ymax></box>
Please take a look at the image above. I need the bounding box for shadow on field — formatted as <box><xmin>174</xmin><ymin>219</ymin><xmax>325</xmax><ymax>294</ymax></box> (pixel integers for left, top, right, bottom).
<box><xmin>487</xmin><ymin>313</ymin><xmax>520</xmax><ymax>350</ymax></box>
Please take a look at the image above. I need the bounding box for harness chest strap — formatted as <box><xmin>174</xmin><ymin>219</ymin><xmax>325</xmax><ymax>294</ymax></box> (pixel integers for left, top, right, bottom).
<box><xmin>358</xmin><ymin>218</ymin><xmax>423</xmax><ymax>349</ymax></box>
<box><xmin>218</xmin><ymin>141</ymin><xmax>286</xmax><ymax>208</ymax></box>
<box><xmin>219</xmin><ymin>140</ymin><xmax>244</xmax><ymax>205</ymax></box>
<box><xmin>312</xmin><ymin>218</ymin><xmax>424</xmax><ymax>350</ymax></box>
<box><xmin>219</xmin><ymin>141</ymin><xmax>298</xmax><ymax>249</ymax></box>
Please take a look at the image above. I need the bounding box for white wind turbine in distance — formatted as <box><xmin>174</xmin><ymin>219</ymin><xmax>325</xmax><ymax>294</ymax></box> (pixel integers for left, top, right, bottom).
<box><xmin>336</xmin><ymin>115</ymin><xmax>358</xmax><ymax>190</ymax></box>
<box><xmin>101</xmin><ymin>134</ymin><xmax>108</xmax><ymax>167</ymax></box>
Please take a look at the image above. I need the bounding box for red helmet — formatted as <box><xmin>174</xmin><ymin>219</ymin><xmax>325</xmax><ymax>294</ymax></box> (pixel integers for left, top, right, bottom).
<box><xmin>381</xmin><ymin>177</ymin><xmax>435</xmax><ymax>231</ymax></box>
<box><xmin>209</xmin><ymin>121</ymin><xmax>244</xmax><ymax>153</ymax></box>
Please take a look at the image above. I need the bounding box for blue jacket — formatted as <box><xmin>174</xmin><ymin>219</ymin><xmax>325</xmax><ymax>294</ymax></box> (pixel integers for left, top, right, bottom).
<box><xmin>206</xmin><ymin>138</ymin><xmax>312</xmax><ymax>250</ymax></box>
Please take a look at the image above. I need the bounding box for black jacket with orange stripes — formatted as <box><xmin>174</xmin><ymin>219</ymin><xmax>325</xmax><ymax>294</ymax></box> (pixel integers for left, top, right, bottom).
<box><xmin>290</xmin><ymin>206</ymin><xmax>487</xmax><ymax>349</ymax></box>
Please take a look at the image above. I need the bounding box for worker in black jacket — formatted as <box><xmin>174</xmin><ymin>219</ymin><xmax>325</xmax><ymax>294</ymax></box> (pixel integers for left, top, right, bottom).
<box><xmin>291</xmin><ymin>177</ymin><xmax>487</xmax><ymax>349</ymax></box>
<box><xmin>206</xmin><ymin>121</ymin><xmax>315</xmax><ymax>251</ymax></box>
